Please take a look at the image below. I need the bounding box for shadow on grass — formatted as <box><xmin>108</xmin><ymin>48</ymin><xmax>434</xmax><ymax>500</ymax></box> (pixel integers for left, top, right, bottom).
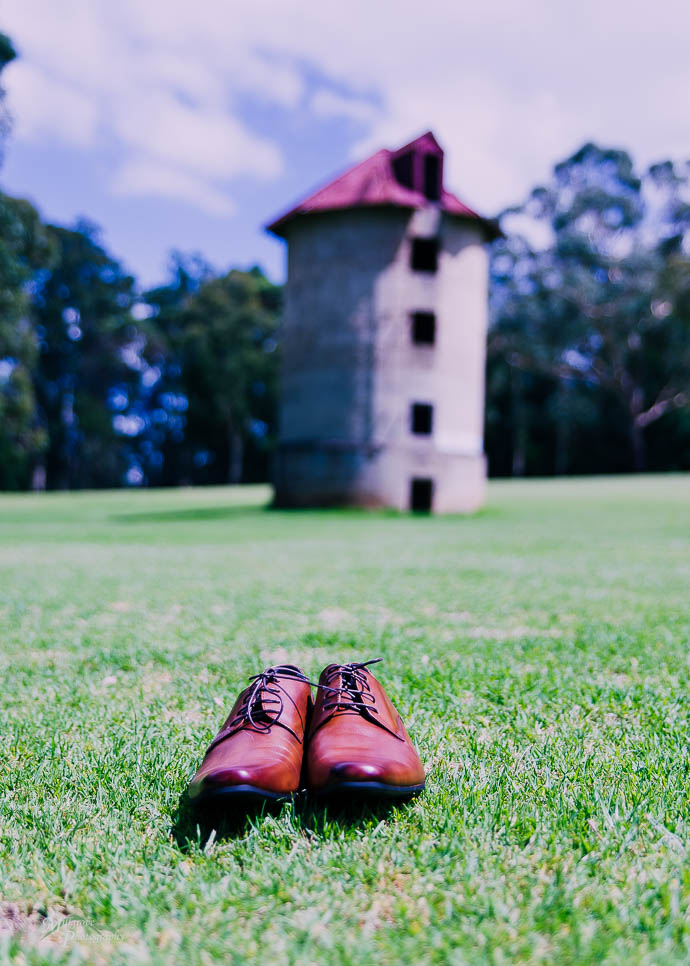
<box><xmin>112</xmin><ymin>505</ymin><xmax>268</xmax><ymax>524</ymax></box>
<box><xmin>114</xmin><ymin>505</ymin><xmax>395</xmax><ymax>525</ymax></box>
<box><xmin>112</xmin><ymin>500</ymin><xmax>501</xmax><ymax>526</ymax></box>
<box><xmin>171</xmin><ymin>790</ymin><xmax>274</xmax><ymax>847</ymax></box>
<box><xmin>112</xmin><ymin>504</ymin><xmax>384</xmax><ymax>525</ymax></box>
<box><xmin>293</xmin><ymin>795</ymin><xmax>401</xmax><ymax>836</ymax></box>
<box><xmin>171</xmin><ymin>789</ymin><xmax>403</xmax><ymax>849</ymax></box>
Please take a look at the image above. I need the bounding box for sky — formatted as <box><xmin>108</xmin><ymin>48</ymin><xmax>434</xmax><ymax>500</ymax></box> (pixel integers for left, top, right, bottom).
<box><xmin>2</xmin><ymin>0</ymin><xmax>689</xmax><ymax>288</ymax></box>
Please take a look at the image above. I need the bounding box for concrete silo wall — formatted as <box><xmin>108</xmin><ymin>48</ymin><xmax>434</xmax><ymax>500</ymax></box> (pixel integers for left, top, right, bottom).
<box><xmin>274</xmin><ymin>208</ymin><xmax>409</xmax><ymax>506</ymax></box>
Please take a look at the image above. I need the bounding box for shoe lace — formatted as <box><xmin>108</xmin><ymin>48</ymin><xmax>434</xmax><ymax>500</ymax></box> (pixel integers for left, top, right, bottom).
<box><xmin>225</xmin><ymin>664</ymin><xmax>310</xmax><ymax>742</ymax></box>
<box><xmin>317</xmin><ymin>658</ymin><xmax>403</xmax><ymax>740</ymax></box>
<box><xmin>321</xmin><ymin>658</ymin><xmax>382</xmax><ymax>715</ymax></box>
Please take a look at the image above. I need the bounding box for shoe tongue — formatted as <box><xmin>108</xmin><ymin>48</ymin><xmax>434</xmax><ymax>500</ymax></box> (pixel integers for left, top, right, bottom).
<box><xmin>322</xmin><ymin>664</ymin><xmax>345</xmax><ymax>689</ymax></box>
<box><xmin>266</xmin><ymin>664</ymin><xmax>303</xmax><ymax>678</ymax></box>
<box><xmin>324</xmin><ymin>665</ymin><xmax>367</xmax><ymax>706</ymax></box>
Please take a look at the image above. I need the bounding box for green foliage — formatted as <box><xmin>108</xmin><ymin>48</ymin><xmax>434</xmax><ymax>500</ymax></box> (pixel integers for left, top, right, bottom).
<box><xmin>0</xmin><ymin>35</ymin><xmax>52</xmax><ymax>489</ymax></box>
<box><xmin>0</xmin><ymin>193</ymin><xmax>55</xmax><ymax>488</ymax></box>
<box><xmin>146</xmin><ymin>263</ymin><xmax>281</xmax><ymax>485</ymax></box>
<box><xmin>0</xmin><ymin>32</ymin><xmax>16</xmax><ymax>70</ymax></box>
<box><xmin>1</xmin><ymin>477</ymin><xmax>689</xmax><ymax>962</ymax></box>
<box><xmin>31</xmin><ymin>221</ymin><xmax>139</xmax><ymax>488</ymax></box>
<box><xmin>489</xmin><ymin>143</ymin><xmax>690</xmax><ymax>475</ymax></box>
<box><xmin>0</xmin><ymin>31</ymin><xmax>17</xmax><ymax>163</ymax></box>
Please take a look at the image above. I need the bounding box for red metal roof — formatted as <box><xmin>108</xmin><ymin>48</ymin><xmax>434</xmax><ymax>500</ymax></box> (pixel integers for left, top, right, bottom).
<box><xmin>266</xmin><ymin>131</ymin><xmax>498</xmax><ymax>238</ymax></box>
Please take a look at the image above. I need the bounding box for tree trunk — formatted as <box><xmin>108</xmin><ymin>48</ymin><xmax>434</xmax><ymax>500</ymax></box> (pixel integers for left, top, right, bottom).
<box><xmin>228</xmin><ymin>427</ymin><xmax>243</xmax><ymax>484</ymax></box>
<box><xmin>511</xmin><ymin>368</ymin><xmax>527</xmax><ymax>477</ymax></box>
<box><xmin>31</xmin><ymin>463</ymin><xmax>46</xmax><ymax>492</ymax></box>
<box><xmin>554</xmin><ymin>384</ymin><xmax>569</xmax><ymax>476</ymax></box>
<box><xmin>630</xmin><ymin>419</ymin><xmax>647</xmax><ymax>472</ymax></box>
<box><xmin>628</xmin><ymin>385</ymin><xmax>647</xmax><ymax>472</ymax></box>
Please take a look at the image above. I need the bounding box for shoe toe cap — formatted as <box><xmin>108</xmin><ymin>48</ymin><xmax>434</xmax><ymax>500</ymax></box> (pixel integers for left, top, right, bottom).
<box><xmin>330</xmin><ymin>761</ymin><xmax>386</xmax><ymax>782</ymax></box>
<box><xmin>319</xmin><ymin>753</ymin><xmax>424</xmax><ymax>789</ymax></box>
<box><xmin>188</xmin><ymin>763</ymin><xmax>293</xmax><ymax>799</ymax></box>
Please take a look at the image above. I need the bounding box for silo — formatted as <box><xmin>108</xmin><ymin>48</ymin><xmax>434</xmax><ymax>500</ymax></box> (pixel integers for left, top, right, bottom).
<box><xmin>267</xmin><ymin>132</ymin><xmax>499</xmax><ymax>512</ymax></box>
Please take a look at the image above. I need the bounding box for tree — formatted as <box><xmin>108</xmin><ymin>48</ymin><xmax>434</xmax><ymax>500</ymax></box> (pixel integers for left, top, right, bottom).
<box><xmin>0</xmin><ymin>37</ymin><xmax>57</xmax><ymax>488</ymax></box>
<box><xmin>489</xmin><ymin>144</ymin><xmax>690</xmax><ymax>474</ymax></box>
<box><xmin>182</xmin><ymin>267</ymin><xmax>281</xmax><ymax>484</ymax></box>
<box><xmin>0</xmin><ymin>195</ymin><xmax>55</xmax><ymax>488</ymax></box>
<box><xmin>137</xmin><ymin>252</ymin><xmax>213</xmax><ymax>486</ymax></box>
<box><xmin>144</xmin><ymin>264</ymin><xmax>281</xmax><ymax>485</ymax></box>
<box><xmin>31</xmin><ymin>221</ymin><xmax>141</xmax><ymax>488</ymax></box>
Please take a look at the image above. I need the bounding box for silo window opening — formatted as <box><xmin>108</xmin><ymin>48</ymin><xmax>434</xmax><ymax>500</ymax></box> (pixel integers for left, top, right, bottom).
<box><xmin>411</xmin><ymin>402</ymin><xmax>433</xmax><ymax>435</ymax></box>
<box><xmin>423</xmin><ymin>154</ymin><xmax>441</xmax><ymax>202</ymax></box>
<box><xmin>411</xmin><ymin>311</ymin><xmax>436</xmax><ymax>345</ymax></box>
<box><xmin>410</xmin><ymin>478</ymin><xmax>433</xmax><ymax>512</ymax></box>
<box><xmin>392</xmin><ymin>151</ymin><xmax>415</xmax><ymax>190</ymax></box>
<box><xmin>410</xmin><ymin>238</ymin><xmax>438</xmax><ymax>273</ymax></box>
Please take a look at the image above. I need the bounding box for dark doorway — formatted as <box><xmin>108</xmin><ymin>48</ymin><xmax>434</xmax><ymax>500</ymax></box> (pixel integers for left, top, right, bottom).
<box><xmin>410</xmin><ymin>477</ymin><xmax>433</xmax><ymax>512</ymax></box>
<box><xmin>411</xmin><ymin>311</ymin><xmax>436</xmax><ymax>345</ymax></box>
<box><xmin>410</xmin><ymin>238</ymin><xmax>438</xmax><ymax>273</ymax></box>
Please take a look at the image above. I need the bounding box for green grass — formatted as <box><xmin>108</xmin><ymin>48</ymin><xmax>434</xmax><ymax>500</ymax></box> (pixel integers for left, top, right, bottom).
<box><xmin>1</xmin><ymin>476</ymin><xmax>689</xmax><ymax>965</ymax></box>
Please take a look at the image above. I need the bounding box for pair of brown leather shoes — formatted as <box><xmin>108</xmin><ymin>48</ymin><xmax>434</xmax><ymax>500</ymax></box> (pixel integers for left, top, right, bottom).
<box><xmin>187</xmin><ymin>660</ymin><xmax>425</xmax><ymax>804</ymax></box>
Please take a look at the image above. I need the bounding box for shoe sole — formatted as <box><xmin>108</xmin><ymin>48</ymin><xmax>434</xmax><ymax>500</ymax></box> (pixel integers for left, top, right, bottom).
<box><xmin>312</xmin><ymin>780</ymin><xmax>426</xmax><ymax>800</ymax></box>
<box><xmin>189</xmin><ymin>784</ymin><xmax>295</xmax><ymax>807</ymax></box>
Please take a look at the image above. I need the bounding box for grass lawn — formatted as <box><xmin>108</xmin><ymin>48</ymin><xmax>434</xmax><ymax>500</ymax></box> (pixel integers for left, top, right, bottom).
<box><xmin>1</xmin><ymin>475</ymin><xmax>690</xmax><ymax>965</ymax></box>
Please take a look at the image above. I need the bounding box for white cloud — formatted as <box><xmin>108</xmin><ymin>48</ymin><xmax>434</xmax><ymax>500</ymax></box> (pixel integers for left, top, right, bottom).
<box><xmin>3</xmin><ymin>0</ymin><xmax>690</xmax><ymax>219</ymax></box>
<box><xmin>310</xmin><ymin>89</ymin><xmax>380</xmax><ymax>126</ymax></box>
<box><xmin>113</xmin><ymin>91</ymin><xmax>281</xmax><ymax>181</ymax></box>
<box><xmin>112</xmin><ymin>159</ymin><xmax>235</xmax><ymax>215</ymax></box>
<box><xmin>6</xmin><ymin>61</ymin><xmax>98</xmax><ymax>147</ymax></box>
<box><xmin>2</xmin><ymin>0</ymin><xmax>287</xmax><ymax>214</ymax></box>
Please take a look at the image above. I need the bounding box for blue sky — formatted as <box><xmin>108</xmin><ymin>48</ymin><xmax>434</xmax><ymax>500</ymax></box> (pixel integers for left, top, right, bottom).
<box><xmin>3</xmin><ymin>0</ymin><xmax>689</xmax><ymax>288</ymax></box>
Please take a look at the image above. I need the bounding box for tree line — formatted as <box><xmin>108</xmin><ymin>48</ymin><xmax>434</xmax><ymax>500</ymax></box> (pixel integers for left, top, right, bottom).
<box><xmin>1</xmin><ymin>36</ymin><xmax>688</xmax><ymax>489</ymax></box>
<box><xmin>487</xmin><ymin>144</ymin><xmax>690</xmax><ymax>476</ymax></box>
<box><xmin>0</xmin><ymin>208</ymin><xmax>280</xmax><ymax>490</ymax></box>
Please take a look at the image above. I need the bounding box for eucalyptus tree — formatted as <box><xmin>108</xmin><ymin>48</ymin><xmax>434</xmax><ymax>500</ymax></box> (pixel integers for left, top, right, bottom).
<box><xmin>489</xmin><ymin>143</ymin><xmax>690</xmax><ymax>473</ymax></box>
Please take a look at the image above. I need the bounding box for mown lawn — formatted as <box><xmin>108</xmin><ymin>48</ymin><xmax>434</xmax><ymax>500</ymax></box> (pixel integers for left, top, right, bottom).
<box><xmin>1</xmin><ymin>476</ymin><xmax>689</xmax><ymax>965</ymax></box>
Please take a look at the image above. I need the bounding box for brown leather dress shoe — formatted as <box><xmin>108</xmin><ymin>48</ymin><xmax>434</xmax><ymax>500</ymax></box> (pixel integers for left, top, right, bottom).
<box><xmin>306</xmin><ymin>659</ymin><xmax>426</xmax><ymax>799</ymax></box>
<box><xmin>187</xmin><ymin>665</ymin><xmax>312</xmax><ymax>805</ymax></box>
